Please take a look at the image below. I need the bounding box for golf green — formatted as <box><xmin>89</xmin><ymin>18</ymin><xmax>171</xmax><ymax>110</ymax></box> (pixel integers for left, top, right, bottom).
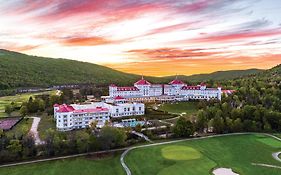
<box><xmin>125</xmin><ymin>134</ymin><xmax>281</xmax><ymax>175</ymax></box>
<box><xmin>161</xmin><ymin>146</ymin><xmax>201</xmax><ymax>160</ymax></box>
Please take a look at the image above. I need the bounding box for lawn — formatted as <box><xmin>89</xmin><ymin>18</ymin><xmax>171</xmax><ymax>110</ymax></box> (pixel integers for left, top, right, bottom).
<box><xmin>158</xmin><ymin>102</ymin><xmax>198</xmax><ymax>115</ymax></box>
<box><xmin>38</xmin><ymin>113</ymin><xmax>56</xmax><ymax>140</ymax></box>
<box><xmin>125</xmin><ymin>134</ymin><xmax>281</xmax><ymax>175</ymax></box>
<box><xmin>5</xmin><ymin>118</ymin><xmax>33</xmax><ymax>138</ymax></box>
<box><xmin>0</xmin><ymin>91</ymin><xmax>56</xmax><ymax>118</ymax></box>
<box><xmin>0</xmin><ymin>154</ymin><xmax>125</xmax><ymax>175</ymax></box>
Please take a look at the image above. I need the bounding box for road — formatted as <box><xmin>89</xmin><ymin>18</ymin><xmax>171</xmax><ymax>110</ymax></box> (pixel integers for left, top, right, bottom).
<box><xmin>28</xmin><ymin>117</ymin><xmax>44</xmax><ymax>145</ymax></box>
<box><xmin>120</xmin><ymin>133</ymin><xmax>281</xmax><ymax>175</ymax></box>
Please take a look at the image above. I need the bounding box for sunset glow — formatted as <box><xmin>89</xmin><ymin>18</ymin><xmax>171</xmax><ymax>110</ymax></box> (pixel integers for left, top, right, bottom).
<box><xmin>0</xmin><ymin>0</ymin><xmax>281</xmax><ymax>76</ymax></box>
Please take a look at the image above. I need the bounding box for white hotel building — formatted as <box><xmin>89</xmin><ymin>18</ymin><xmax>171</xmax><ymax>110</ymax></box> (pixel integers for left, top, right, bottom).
<box><xmin>106</xmin><ymin>77</ymin><xmax>222</xmax><ymax>102</ymax></box>
<box><xmin>54</xmin><ymin>100</ymin><xmax>144</xmax><ymax>131</ymax></box>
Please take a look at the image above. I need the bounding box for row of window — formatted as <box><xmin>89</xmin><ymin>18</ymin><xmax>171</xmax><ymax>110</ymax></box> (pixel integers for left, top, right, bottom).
<box><xmin>111</xmin><ymin>111</ymin><xmax>144</xmax><ymax>117</ymax></box>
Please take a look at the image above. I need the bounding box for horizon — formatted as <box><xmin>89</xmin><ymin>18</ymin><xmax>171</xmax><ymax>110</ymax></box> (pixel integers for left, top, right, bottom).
<box><xmin>1</xmin><ymin>0</ymin><xmax>281</xmax><ymax>76</ymax></box>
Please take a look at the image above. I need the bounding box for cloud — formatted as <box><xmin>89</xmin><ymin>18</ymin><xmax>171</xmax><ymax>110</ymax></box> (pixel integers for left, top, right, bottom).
<box><xmin>127</xmin><ymin>48</ymin><xmax>222</xmax><ymax>60</ymax></box>
<box><xmin>190</xmin><ymin>27</ymin><xmax>281</xmax><ymax>43</ymax></box>
<box><xmin>61</xmin><ymin>36</ymin><xmax>115</xmax><ymax>46</ymax></box>
<box><xmin>0</xmin><ymin>42</ymin><xmax>40</xmax><ymax>52</ymax></box>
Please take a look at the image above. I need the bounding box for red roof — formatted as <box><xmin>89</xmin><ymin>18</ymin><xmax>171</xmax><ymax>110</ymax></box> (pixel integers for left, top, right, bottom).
<box><xmin>114</xmin><ymin>95</ymin><xmax>125</xmax><ymax>100</ymax></box>
<box><xmin>222</xmin><ymin>90</ymin><xmax>236</xmax><ymax>94</ymax></box>
<box><xmin>200</xmin><ymin>82</ymin><xmax>206</xmax><ymax>86</ymax></box>
<box><xmin>53</xmin><ymin>104</ymin><xmax>60</xmax><ymax>107</ymax></box>
<box><xmin>181</xmin><ymin>86</ymin><xmax>200</xmax><ymax>90</ymax></box>
<box><xmin>134</xmin><ymin>77</ymin><xmax>151</xmax><ymax>85</ymax></box>
<box><xmin>169</xmin><ymin>79</ymin><xmax>185</xmax><ymax>85</ymax></box>
<box><xmin>73</xmin><ymin>107</ymin><xmax>109</xmax><ymax>114</ymax></box>
<box><xmin>56</xmin><ymin>104</ymin><xmax>75</xmax><ymax>113</ymax></box>
<box><xmin>110</xmin><ymin>84</ymin><xmax>117</xmax><ymax>87</ymax></box>
<box><xmin>117</xmin><ymin>86</ymin><xmax>139</xmax><ymax>91</ymax></box>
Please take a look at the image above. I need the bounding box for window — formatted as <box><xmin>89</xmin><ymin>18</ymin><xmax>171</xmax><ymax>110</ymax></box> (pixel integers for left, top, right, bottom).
<box><xmin>139</xmin><ymin>107</ymin><xmax>142</xmax><ymax>111</ymax></box>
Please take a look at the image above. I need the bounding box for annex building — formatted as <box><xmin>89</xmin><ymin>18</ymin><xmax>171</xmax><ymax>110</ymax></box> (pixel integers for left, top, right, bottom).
<box><xmin>54</xmin><ymin>101</ymin><xmax>144</xmax><ymax>131</ymax></box>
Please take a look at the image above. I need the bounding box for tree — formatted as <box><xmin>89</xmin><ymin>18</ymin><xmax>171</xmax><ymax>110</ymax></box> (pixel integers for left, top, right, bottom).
<box><xmin>173</xmin><ymin>117</ymin><xmax>195</xmax><ymax>137</ymax></box>
<box><xmin>19</xmin><ymin>105</ymin><xmax>28</xmax><ymax>116</ymax></box>
<box><xmin>135</xmin><ymin>124</ymin><xmax>142</xmax><ymax>133</ymax></box>
<box><xmin>212</xmin><ymin>112</ymin><xmax>224</xmax><ymax>134</ymax></box>
<box><xmin>76</xmin><ymin>131</ymin><xmax>90</xmax><ymax>153</ymax></box>
<box><xmin>5</xmin><ymin>104</ymin><xmax>13</xmax><ymax>114</ymax></box>
<box><xmin>232</xmin><ymin>118</ymin><xmax>243</xmax><ymax>132</ymax></box>
<box><xmin>6</xmin><ymin>139</ymin><xmax>22</xmax><ymax>157</ymax></box>
<box><xmin>98</xmin><ymin>126</ymin><xmax>127</xmax><ymax>150</ymax></box>
<box><xmin>0</xmin><ymin>129</ymin><xmax>3</xmax><ymax>138</ymax></box>
<box><xmin>195</xmin><ymin>110</ymin><xmax>208</xmax><ymax>132</ymax></box>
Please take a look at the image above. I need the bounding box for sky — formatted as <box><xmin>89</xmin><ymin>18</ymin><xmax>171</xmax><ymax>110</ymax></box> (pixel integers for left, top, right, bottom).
<box><xmin>0</xmin><ymin>0</ymin><xmax>281</xmax><ymax>76</ymax></box>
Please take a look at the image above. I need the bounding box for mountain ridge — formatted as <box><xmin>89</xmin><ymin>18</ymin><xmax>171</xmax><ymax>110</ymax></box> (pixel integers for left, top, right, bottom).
<box><xmin>0</xmin><ymin>49</ymin><xmax>269</xmax><ymax>91</ymax></box>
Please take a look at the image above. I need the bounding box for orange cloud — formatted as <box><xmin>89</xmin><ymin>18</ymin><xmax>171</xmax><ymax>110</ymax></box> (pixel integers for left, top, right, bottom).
<box><xmin>61</xmin><ymin>36</ymin><xmax>114</xmax><ymax>46</ymax></box>
<box><xmin>192</xmin><ymin>28</ymin><xmax>281</xmax><ymax>43</ymax></box>
<box><xmin>128</xmin><ymin>48</ymin><xmax>221</xmax><ymax>60</ymax></box>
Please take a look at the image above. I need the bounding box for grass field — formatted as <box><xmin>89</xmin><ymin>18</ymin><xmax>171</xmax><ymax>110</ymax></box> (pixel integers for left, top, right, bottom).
<box><xmin>125</xmin><ymin>134</ymin><xmax>281</xmax><ymax>175</ymax></box>
<box><xmin>5</xmin><ymin>118</ymin><xmax>33</xmax><ymax>138</ymax></box>
<box><xmin>0</xmin><ymin>154</ymin><xmax>125</xmax><ymax>175</ymax></box>
<box><xmin>0</xmin><ymin>134</ymin><xmax>280</xmax><ymax>175</ymax></box>
<box><xmin>0</xmin><ymin>91</ymin><xmax>56</xmax><ymax>118</ymax></box>
<box><xmin>158</xmin><ymin>102</ymin><xmax>198</xmax><ymax>115</ymax></box>
<box><xmin>38</xmin><ymin>114</ymin><xmax>56</xmax><ymax>140</ymax></box>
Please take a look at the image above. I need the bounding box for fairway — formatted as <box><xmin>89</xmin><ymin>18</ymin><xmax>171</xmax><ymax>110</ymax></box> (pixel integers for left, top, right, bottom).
<box><xmin>0</xmin><ymin>155</ymin><xmax>125</xmax><ymax>175</ymax></box>
<box><xmin>158</xmin><ymin>102</ymin><xmax>198</xmax><ymax>115</ymax></box>
<box><xmin>125</xmin><ymin>134</ymin><xmax>281</xmax><ymax>175</ymax></box>
<box><xmin>0</xmin><ymin>91</ymin><xmax>56</xmax><ymax>118</ymax></box>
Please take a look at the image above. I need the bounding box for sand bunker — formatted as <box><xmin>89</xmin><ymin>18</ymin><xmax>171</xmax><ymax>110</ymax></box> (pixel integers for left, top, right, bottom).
<box><xmin>213</xmin><ymin>168</ymin><xmax>239</xmax><ymax>175</ymax></box>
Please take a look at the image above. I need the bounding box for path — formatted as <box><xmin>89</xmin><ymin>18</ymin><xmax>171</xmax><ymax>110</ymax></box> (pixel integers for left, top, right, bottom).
<box><xmin>159</xmin><ymin>120</ymin><xmax>174</xmax><ymax>126</ymax></box>
<box><xmin>28</xmin><ymin>117</ymin><xmax>44</xmax><ymax>145</ymax></box>
<box><xmin>272</xmin><ymin>152</ymin><xmax>281</xmax><ymax>162</ymax></box>
<box><xmin>120</xmin><ymin>133</ymin><xmax>281</xmax><ymax>175</ymax></box>
<box><xmin>131</xmin><ymin>131</ymin><xmax>153</xmax><ymax>143</ymax></box>
<box><xmin>252</xmin><ymin>163</ymin><xmax>281</xmax><ymax>169</ymax></box>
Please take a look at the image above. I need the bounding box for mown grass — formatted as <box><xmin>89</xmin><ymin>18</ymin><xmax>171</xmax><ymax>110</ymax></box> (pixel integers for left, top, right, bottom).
<box><xmin>0</xmin><ymin>91</ymin><xmax>56</xmax><ymax>118</ymax></box>
<box><xmin>158</xmin><ymin>102</ymin><xmax>198</xmax><ymax>115</ymax></box>
<box><xmin>125</xmin><ymin>134</ymin><xmax>281</xmax><ymax>175</ymax></box>
<box><xmin>5</xmin><ymin>118</ymin><xmax>33</xmax><ymax>138</ymax></box>
<box><xmin>0</xmin><ymin>134</ymin><xmax>280</xmax><ymax>175</ymax></box>
<box><xmin>0</xmin><ymin>154</ymin><xmax>125</xmax><ymax>175</ymax></box>
<box><xmin>38</xmin><ymin>114</ymin><xmax>56</xmax><ymax>140</ymax></box>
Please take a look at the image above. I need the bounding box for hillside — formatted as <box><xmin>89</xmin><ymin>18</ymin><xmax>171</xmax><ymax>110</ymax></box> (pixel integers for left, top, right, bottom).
<box><xmin>0</xmin><ymin>49</ymin><xmax>268</xmax><ymax>92</ymax></box>
<box><xmin>166</xmin><ymin>69</ymin><xmax>263</xmax><ymax>82</ymax></box>
<box><xmin>0</xmin><ymin>49</ymin><xmax>163</xmax><ymax>90</ymax></box>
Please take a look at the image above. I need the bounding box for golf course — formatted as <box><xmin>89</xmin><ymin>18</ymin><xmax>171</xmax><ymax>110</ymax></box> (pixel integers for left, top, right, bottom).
<box><xmin>0</xmin><ymin>134</ymin><xmax>280</xmax><ymax>175</ymax></box>
<box><xmin>125</xmin><ymin>134</ymin><xmax>281</xmax><ymax>175</ymax></box>
<box><xmin>158</xmin><ymin>102</ymin><xmax>198</xmax><ymax>115</ymax></box>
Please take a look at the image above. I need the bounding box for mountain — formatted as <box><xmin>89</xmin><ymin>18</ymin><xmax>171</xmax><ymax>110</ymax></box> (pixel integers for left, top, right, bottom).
<box><xmin>0</xmin><ymin>49</ymin><xmax>267</xmax><ymax>92</ymax></box>
<box><xmin>0</xmin><ymin>49</ymin><xmax>162</xmax><ymax>91</ymax></box>
<box><xmin>167</xmin><ymin>69</ymin><xmax>263</xmax><ymax>82</ymax></box>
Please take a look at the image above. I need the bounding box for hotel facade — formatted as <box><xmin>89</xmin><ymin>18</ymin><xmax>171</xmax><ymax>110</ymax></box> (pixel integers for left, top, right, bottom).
<box><xmin>105</xmin><ymin>77</ymin><xmax>222</xmax><ymax>102</ymax></box>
